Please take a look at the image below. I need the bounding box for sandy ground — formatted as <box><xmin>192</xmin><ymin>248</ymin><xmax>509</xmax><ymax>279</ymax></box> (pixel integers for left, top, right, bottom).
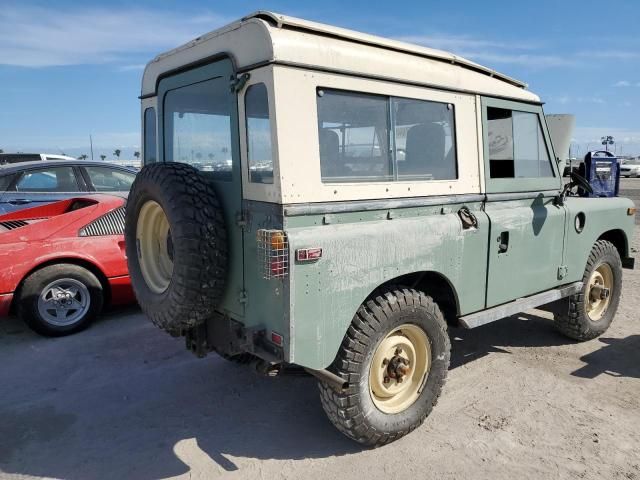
<box><xmin>1</xmin><ymin>181</ymin><xmax>639</xmax><ymax>480</ymax></box>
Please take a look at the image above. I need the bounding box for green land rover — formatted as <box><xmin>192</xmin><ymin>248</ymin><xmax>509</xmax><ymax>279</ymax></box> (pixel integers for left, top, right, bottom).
<box><xmin>125</xmin><ymin>12</ymin><xmax>636</xmax><ymax>446</ymax></box>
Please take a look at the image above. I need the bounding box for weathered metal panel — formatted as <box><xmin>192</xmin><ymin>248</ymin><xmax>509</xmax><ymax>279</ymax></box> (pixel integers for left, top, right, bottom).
<box><xmin>484</xmin><ymin>197</ymin><xmax>566</xmax><ymax>306</ymax></box>
<box><xmin>562</xmin><ymin>196</ymin><xmax>636</xmax><ymax>282</ymax></box>
<box><xmin>284</xmin><ymin>202</ymin><xmax>488</xmax><ymax>369</ymax></box>
<box><xmin>241</xmin><ymin>201</ymin><xmax>291</xmax><ymax>357</ymax></box>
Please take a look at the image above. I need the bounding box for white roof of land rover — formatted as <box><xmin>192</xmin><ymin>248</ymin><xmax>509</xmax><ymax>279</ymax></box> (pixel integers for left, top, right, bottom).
<box><xmin>141</xmin><ymin>11</ymin><xmax>540</xmax><ymax>103</ymax></box>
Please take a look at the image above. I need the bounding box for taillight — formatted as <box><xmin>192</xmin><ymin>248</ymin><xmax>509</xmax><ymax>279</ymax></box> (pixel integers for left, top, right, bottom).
<box><xmin>257</xmin><ymin>229</ymin><xmax>289</xmax><ymax>279</ymax></box>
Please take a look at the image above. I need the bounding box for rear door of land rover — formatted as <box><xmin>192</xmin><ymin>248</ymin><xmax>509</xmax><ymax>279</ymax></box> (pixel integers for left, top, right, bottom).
<box><xmin>155</xmin><ymin>58</ymin><xmax>245</xmax><ymax>318</ymax></box>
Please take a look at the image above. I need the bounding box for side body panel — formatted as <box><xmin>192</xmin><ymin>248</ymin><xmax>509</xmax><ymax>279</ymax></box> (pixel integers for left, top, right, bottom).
<box><xmin>285</xmin><ymin>201</ymin><xmax>488</xmax><ymax>369</ymax></box>
<box><xmin>563</xmin><ymin>196</ymin><xmax>635</xmax><ymax>281</ymax></box>
<box><xmin>241</xmin><ymin>200</ymin><xmax>290</xmax><ymax>357</ymax></box>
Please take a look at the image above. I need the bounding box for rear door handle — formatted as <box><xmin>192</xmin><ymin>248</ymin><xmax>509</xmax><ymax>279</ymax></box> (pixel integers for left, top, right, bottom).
<box><xmin>9</xmin><ymin>199</ymin><xmax>31</xmax><ymax>205</ymax></box>
<box><xmin>497</xmin><ymin>231</ymin><xmax>509</xmax><ymax>253</ymax></box>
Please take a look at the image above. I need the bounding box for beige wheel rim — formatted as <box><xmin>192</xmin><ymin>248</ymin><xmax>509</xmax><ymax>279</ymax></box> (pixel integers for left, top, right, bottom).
<box><xmin>137</xmin><ymin>200</ymin><xmax>173</xmax><ymax>294</ymax></box>
<box><xmin>369</xmin><ymin>324</ymin><xmax>431</xmax><ymax>414</ymax></box>
<box><xmin>585</xmin><ymin>263</ymin><xmax>613</xmax><ymax>321</ymax></box>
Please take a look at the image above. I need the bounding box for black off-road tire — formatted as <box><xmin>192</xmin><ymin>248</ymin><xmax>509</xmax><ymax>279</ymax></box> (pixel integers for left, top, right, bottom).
<box><xmin>125</xmin><ymin>163</ymin><xmax>227</xmax><ymax>333</ymax></box>
<box><xmin>554</xmin><ymin>240</ymin><xmax>622</xmax><ymax>341</ymax></box>
<box><xmin>18</xmin><ymin>264</ymin><xmax>103</xmax><ymax>337</ymax></box>
<box><xmin>318</xmin><ymin>288</ymin><xmax>450</xmax><ymax>447</ymax></box>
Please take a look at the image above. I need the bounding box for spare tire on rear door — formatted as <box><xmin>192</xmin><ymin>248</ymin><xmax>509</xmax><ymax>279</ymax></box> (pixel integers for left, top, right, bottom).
<box><xmin>124</xmin><ymin>162</ymin><xmax>228</xmax><ymax>333</ymax></box>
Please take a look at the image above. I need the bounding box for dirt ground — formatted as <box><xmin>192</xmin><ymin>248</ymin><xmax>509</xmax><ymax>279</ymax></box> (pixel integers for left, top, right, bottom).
<box><xmin>1</xmin><ymin>181</ymin><xmax>639</xmax><ymax>480</ymax></box>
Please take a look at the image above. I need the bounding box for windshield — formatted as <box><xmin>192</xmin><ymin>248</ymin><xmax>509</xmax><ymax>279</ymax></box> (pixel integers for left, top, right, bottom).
<box><xmin>624</xmin><ymin>159</ymin><xmax>640</xmax><ymax>165</ymax></box>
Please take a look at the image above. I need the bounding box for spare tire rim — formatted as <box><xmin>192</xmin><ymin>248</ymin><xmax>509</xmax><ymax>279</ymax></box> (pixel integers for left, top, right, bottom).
<box><xmin>369</xmin><ymin>324</ymin><xmax>431</xmax><ymax>414</ymax></box>
<box><xmin>37</xmin><ymin>278</ymin><xmax>90</xmax><ymax>327</ymax></box>
<box><xmin>137</xmin><ymin>200</ymin><xmax>173</xmax><ymax>294</ymax></box>
<box><xmin>585</xmin><ymin>263</ymin><xmax>613</xmax><ymax>321</ymax></box>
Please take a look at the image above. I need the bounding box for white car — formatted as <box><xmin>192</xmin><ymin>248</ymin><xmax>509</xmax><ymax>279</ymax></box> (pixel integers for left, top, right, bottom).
<box><xmin>621</xmin><ymin>159</ymin><xmax>640</xmax><ymax>177</ymax></box>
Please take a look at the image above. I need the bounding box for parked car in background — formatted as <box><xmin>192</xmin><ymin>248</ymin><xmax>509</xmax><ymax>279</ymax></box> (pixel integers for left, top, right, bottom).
<box><xmin>621</xmin><ymin>159</ymin><xmax>640</xmax><ymax>178</ymax></box>
<box><xmin>0</xmin><ymin>153</ymin><xmax>76</xmax><ymax>164</ymax></box>
<box><xmin>0</xmin><ymin>195</ymin><xmax>134</xmax><ymax>336</ymax></box>
<box><xmin>0</xmin><ymin>160</ymin><xmax>136</xmax><ymax>214</ymax></box>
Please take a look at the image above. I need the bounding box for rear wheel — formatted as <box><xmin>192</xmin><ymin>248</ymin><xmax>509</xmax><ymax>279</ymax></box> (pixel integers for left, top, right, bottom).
<box><xmin>18</xmin><ymin>264</ymin><xmax>103</xmax><ymax>337</ymax></box>
<box><xmin>554</xmin><ymin>240</ymin><xmax>622</xmax><ymax>341</ymax></box>
<box><xmin>318</xmin><ymin>288</ymin><xmax>450</xmax><ymax>446</ymax></box>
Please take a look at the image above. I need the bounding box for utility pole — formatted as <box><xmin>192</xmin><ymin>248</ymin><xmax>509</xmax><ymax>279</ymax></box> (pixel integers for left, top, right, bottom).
<box><xmin>89</xmin><ymin>135</ymin><xmax>94</xmax><ymax>161</ymax></box>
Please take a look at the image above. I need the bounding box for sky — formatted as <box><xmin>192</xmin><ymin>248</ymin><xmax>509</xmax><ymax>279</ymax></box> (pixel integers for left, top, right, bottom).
<box><xmin>1</xmin><ymin>0</ymin><xmax>639</xmax><ymax>160</ymax></box>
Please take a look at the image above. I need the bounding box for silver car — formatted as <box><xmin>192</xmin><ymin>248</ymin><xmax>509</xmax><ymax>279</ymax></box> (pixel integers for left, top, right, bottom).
<box><xmin>0</xmin><ymin>160</ymin><xmax>136</xmax><ymax>214</ymax></box>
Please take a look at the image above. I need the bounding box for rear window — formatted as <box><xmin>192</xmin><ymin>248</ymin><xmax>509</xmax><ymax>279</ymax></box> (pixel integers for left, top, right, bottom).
<box><xmin>163</xmin><ymin>77</ymin><xmax>233</xmax><ymax>180</ymax></box>
<box><xmin>15</xmin><ymin>167</ymin><xmax>80</xmax><ymax>192</ymax></box>
<box><xmin>84</xmin><ymin>166</ymin><xmax>135</xmax><ymax>192</ymax></box>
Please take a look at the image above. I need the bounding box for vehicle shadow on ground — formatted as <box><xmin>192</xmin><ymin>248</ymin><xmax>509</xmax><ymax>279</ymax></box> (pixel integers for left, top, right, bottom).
<box><xmin>0</xmin><ymin>310</ymin><xmax>362</xmax><ymax>480</ymax></box>
<box><xmin>571</xmin><ymin>335</ymin><xmax>640</xmax><ymax>379</ymax></box>
<box><xmin>1</xmin><ymin>308</ymin><xmax>633</xmax><ymax>480</ymax></box>
<box><xmin>448</xmin><ymin>311</ymin><xmax>571</xmax><ymax>369</ymax></box>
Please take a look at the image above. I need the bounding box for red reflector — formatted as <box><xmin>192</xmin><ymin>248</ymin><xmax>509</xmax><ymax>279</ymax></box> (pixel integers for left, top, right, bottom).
<box><xmin>271</xmin><ymin>331</ymin><xmax>283</xmax><ymax>346</ymax></box>
<box><xmin>270</xmin><ymin>260</ymin><xmax>286</xmax><ymax>276</ymax></box>
<box><xmin>296</xmin><ymin>248</ymin><xmax>322</xmax><ymax>262</ymax></box>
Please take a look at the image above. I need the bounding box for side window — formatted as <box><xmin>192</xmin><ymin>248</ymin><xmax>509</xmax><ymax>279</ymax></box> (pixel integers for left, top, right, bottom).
<box><xmin>317</xmin><ymin>90</ymin><xmax>392</xmax><ymax>183</ymax></box>
<box><xmin>245</xmin><ymin>83</ymin><xmax>274</xmax><ymax>184</ymax></box>
<box><xmin>316</xmin><ymin>89</ymin><xmax>458</xmax><ymax>183</ymax></box>
<box><xmin>15</xmin><ymin>167</ymin><xmax>80</xmax><ymax>192</ymax></box>
<box><xmin>394</xmin><ymin>98</ymin><xmax>457</xmax><ymax>180</ymax></box>
<box><xmin>144</xmin><ymin>107</ymin><xmax>157</xmax><ymax>164</ymax></box>
<box><xmin>84</xmin><ymin>166</ymin><xmax>136</xmax><ymax>192</ymax></box>
<box><xmin>487</xmin><ymin>107</ymin><xmax>553</xmax><ymax>178</ymax></box>
<box><xmin>164</xmin><ymin>78</ymin><xmax>233</xmax><ymax>180</ymax></box>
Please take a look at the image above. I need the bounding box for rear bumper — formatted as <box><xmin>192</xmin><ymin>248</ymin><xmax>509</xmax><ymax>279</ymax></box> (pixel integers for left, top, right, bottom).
<box><xmin>0</xmin><ymin>293</ymin><xmax>14</xmax><ymax>316</ymax></box>
<box><xmin>107</xmin><ymin>275</ymin><xmax>136</xmax><ymax>306</ymax></box>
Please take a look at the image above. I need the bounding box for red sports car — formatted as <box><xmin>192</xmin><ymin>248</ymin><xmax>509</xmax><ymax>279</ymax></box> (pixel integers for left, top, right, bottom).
<box><xmin>0</xmin><ymin>195</ymin><xmax>135</xmax><ymax>336</ymax></box>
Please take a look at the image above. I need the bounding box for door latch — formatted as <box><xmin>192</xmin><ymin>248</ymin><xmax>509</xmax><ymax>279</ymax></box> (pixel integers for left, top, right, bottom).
<box><xmin>497</xmin><ymin>231</ymin><xmax>509</xmax><ymax>253</ymax></box>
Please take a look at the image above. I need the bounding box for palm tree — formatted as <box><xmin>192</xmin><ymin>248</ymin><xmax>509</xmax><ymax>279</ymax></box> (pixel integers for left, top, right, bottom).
<box><xmin>114</xmin><ymin>149</ymin><xmax>121</xmax><ymax>159</ymax></box>
<box><xmin>0</xmin><ymin>149</ymin><xmax>4</xmax><ymax>154</ymax></box>
<box><xmin>77</xmin><ymin>154</ymin><xmax>88</xmax><ymax>161</ymax></box>
<box><xmin>100</xmin><ymin>154</ymin><xmax>106</xmax><ymax>161</ymax></box>
<box><xmin>134</xmin><ymin>151</ymin><xmax>140</xmax><ymax>160</ymax></box>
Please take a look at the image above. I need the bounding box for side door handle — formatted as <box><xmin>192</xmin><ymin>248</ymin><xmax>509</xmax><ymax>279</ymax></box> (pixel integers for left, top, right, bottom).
<box><xmin>497</xmin><ymin>231</ymin><xmax>509</xmax><ymax>253</ymax></box>
<box><xmin>9</xmin><ymin>199</ymin><xmax>32</xmax><ymax>205</ymax></box>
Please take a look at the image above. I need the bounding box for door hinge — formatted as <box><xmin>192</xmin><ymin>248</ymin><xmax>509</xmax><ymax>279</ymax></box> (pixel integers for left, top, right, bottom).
<box><xmin>238</xmin><ymin>290</ymin><xmax>248</xmax><ymax>305</ymax></box>
<box><xmin>557</xmin><ymin>265</ymin><xmax>568</xmax><ymax>280</ymax></box>
<box><xmin>230</xmin><ymin>73</ymin><xmax>250</xmax><ymax>93</ymax></box>
<box><xmin>236</xmin><ymin>211</ymin><xmax>248</xmax><ymax>228</ymax></box>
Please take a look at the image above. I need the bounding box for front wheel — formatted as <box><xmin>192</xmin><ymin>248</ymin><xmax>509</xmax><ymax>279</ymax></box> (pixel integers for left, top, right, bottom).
<box><xmin>17</xmin><ymin>264</ymin><xmax>104</xmax><ymax>337</ymax></box>
<box><xmin>554</xmin><ymin>240</ymin><xmax>622</xmax><ymax>341</ymax></box>
<box><xmin>318</xmin><ymin>288</ymin><xmax>450</xmax><ymax>446</ymax></box>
